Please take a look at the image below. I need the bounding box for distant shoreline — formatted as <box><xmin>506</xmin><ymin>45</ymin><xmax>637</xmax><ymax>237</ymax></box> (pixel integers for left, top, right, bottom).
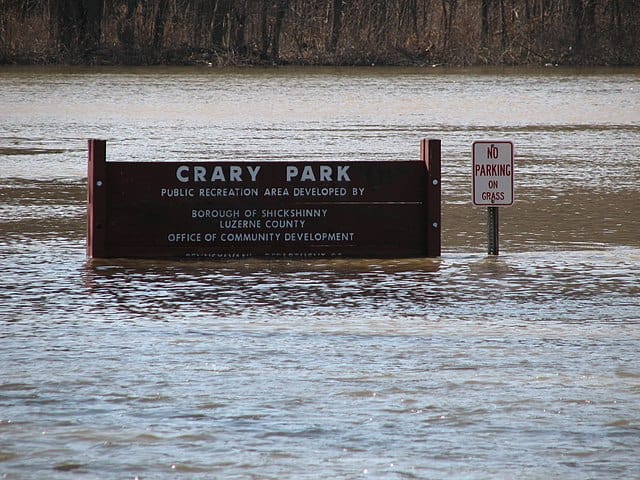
<box><xmin>1</xmin><ymin>46</ymin><xmax>635</xmax><ymax>68</ymax></box>
<box><xmin>2</xmin><ymin>1</ymin><xmax>638</xmax><ymax>68</ymax></box>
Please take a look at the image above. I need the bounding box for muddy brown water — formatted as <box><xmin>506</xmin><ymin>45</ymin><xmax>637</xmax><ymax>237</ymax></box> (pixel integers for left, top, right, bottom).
<box><xmin>1</xmin><ymin>66</ymin><xmax>639</xmax><ymax>479</ymax></box>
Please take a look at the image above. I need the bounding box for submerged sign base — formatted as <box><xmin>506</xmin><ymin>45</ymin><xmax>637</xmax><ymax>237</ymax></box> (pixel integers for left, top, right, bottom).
<box><xmin>87</xmin><ymin>139</ymin><xmax>441</xmax><ymax>259</ymax></box>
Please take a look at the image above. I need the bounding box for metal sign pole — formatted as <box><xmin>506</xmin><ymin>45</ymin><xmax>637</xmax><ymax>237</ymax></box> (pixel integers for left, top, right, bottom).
<box><xmin>487</xmin><ymin>206</ymin><xmax>499</xmax><ymax>255</ymax></box>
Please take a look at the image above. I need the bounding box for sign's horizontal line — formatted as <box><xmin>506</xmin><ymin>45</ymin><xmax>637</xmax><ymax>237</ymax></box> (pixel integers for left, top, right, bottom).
<box><xmin>294</xmin><ymin>202</ymin><xmax>425</xmax><ymax>206</ymax></box>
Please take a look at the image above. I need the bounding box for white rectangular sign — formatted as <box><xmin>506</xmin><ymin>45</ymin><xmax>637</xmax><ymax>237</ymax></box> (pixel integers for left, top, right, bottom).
<box><xmin>472</xmin><ymin>141</ymin><xmax>514</xmax><ymax>206</ymax></box>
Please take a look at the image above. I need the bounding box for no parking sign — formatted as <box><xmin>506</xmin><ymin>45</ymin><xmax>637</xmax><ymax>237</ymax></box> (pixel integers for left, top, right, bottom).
<box><xmin>472</xmin><ymin>141</ymin><xmax>514</xmax><ymax>206</ymax></box>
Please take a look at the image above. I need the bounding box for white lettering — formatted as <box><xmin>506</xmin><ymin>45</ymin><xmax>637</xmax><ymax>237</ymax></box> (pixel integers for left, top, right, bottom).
<box><xmin>260</xmin><ymin>209</ymin><xmax>328</xmax><ymax>218</ymax></box>
<box><xmin>293</xmin><ymin>187</ymin><xmax>348</xmax><ymax>197</ymax></box>
<box><xmin>167</xmin><ymin>232</ymin><xmax>201</xmax><ymax>242</ymax></box>
<box><xmin>219</xmin><ymin>219</ymin><xmax>262</xmax><ymax>229</ymax></box>
<box><xmin>229</xmin><ymin>166</ymin><xmax>242</xmax><ymax>182</ymax></box>
<box><xmin>174</xmin><ymin>165</ymin><xmax>263</xmax><ymax>183</ymax></box>
<box><xmin>194</xmin><ymin>166</ymin><xmax>206</xmax><ymax>182</ymax></box>
<box><xmin>198</xmin><ymin>188</ymin><xmax>259</xmax><ymax>197</ymax></box>
<box><xmin>285</xmin><ymin>165</ymin><xmax>351</xmax><ymax>182</ymax></box>
<box><xmin>247</xmin><ymin>166</ymin><xmax>261</xmax><ymax>182</ymax></box>
<box><xmin>264</xmin><ymin>187</ymin><xmax>289</xmax><ymax>196</ymax></box>
<box><xmin>265</xmin><ymin>219</ymin><xmax>306</xmax><ymax>229</ymax></box>
<box><xmin>283</xmin><ymin>232</ymin><xmax>355</xmax><ymax>242</ymax></box>
<box><xmin>300</xmin><ymin>165</ymin><xmax>315</xmax><ymax>181</ymax></box>
<box><xmin>220</xmin><ymin>233</ymin><xmax>282</xmax><ymax>242</ymax></box>
<box><xmin>319</xmin><ymin>165</ymin><xmax>332</xmax><ymax>181</ymax></box>
<box><xmin>176</xmin><ymin>166</ymin><xmax>189</xmax><ymax>183</ymax></box>
<box><xmin>210</xmin><ymin>166</ymin><xmax>225</xmax><ymax>182</ymax></box>
<box><xmin>337</xmin><ymin>165</ymin><xmax>351</xmax><ymax>181</ymax></box>
<box><xmin>192</xmin><ymin>209</ymin><xmax>240</xmax><ymax>218</ymax></box>
<box><xmin>286</xmin><ymin>166</ymin><xmax>299</xmax><ymax>182</ymax></box>
<box><xmin>161</xmin><ymin>188</ymin><xmax>195</xmax><ymax>197</ymax></box>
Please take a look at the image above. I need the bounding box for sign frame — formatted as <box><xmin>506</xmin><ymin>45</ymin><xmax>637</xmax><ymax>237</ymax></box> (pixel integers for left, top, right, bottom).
<box><xmin>87</xmin><ymin>139</ymin><xmax>441</xmax><ymax>259</ymax></box>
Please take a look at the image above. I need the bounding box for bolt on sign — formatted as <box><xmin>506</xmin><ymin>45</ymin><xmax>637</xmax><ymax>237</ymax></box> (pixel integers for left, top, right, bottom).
<box><xmin>472</xmin><ymin>141</ymin><xmax>514</xmax><ymax>206</ymax></box>
<box><xmin>87</xmin><ymin>139</ymin><xmax>441</xmax><ymax>259</ymax></box>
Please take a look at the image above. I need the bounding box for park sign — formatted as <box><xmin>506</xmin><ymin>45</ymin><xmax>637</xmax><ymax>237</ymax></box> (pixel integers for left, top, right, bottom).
<box><xmin>87</xmin><ymin>139</ymin><xmax>441</xmax><ymax>259</ymax></box>
<box><xmin>472</xmin><ymin>141</ymin><xmax>514</xmax><ymax>206</ymax></box>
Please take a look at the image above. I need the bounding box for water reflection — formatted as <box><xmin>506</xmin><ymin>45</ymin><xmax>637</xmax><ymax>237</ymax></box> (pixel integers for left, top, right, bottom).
<box><xmin>72</xmin><ymin>249</ymin><xmax>639</xmax><ymax>336</ymax></box>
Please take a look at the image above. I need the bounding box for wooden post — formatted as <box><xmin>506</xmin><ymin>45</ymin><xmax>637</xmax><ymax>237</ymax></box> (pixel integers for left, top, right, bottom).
<box><xmin>422</xmin><ymin>139</ymin><xmax>441</xmax><ymax>257</ymax></box>
<box><xmin>87</xmin><ymin>139</ymin><xmax>107</xmax><ymax>258</ymax></box>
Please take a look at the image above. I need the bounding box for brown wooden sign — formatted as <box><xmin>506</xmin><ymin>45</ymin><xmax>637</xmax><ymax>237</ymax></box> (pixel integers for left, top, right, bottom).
<box><xmin>87</xmin><ymin>139</ymin><xmax>441</xmax><ymax>259</ymax></box>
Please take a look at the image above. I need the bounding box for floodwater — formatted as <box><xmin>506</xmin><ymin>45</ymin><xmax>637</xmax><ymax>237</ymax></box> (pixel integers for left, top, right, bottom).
<box><xmin>1</xmin><ymin>66</ymin><xmax>639</xmax><ymax>479</ymax></box>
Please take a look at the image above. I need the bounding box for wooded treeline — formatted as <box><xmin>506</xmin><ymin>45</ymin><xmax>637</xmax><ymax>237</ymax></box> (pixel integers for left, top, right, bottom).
<box><xmin>1</xmin><ymin>0</ymin><xmax>638</xmax><ymax>65</ymax></box>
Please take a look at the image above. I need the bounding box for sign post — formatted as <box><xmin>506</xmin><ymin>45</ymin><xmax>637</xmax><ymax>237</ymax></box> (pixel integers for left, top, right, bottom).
<box><xmin>472</xmin><ymin>141</ymin><xmax>514</xmax><ymax>255</ymax></box>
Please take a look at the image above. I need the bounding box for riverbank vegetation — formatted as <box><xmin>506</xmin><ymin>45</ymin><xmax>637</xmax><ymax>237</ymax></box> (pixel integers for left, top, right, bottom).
<box><xmin>1</xmin><ymin>0</ymin><xmax>638</xmax><ymax>66</ymax></box>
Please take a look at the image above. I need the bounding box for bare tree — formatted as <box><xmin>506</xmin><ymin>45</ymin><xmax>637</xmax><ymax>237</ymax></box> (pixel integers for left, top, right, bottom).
<box><xmin>53</xmin><ymin>0</ymin><xmax>104</xmax><ymax>54</ymax></box>
<box><xmin>118</xmin><ymin>0</ymin><xmax>138</xmax><ymax>49</ymax></box>
<box><xmin>152</xmin><ymin>0</ymin><xmax>169</xmax><ymax>49</ymax></box>
<box><xmin>328</xmin><ymin>0</ymin><xmax>343</xmax><ymax>53</ymax></box>
<box><xmin>481</xmin><ymin>0</ymin><xmax>490</xmax><ymax>48</ymax></box>
<box><xmin>212</xmin><ymin>0</ymin><xmax>234</xmax><ymax>50</ymax></box>
<box><xmin>2</xmin><ymin>0</ymin><xmax>639</xmax><ymax>66</ymax></box>
<box><xmin>271</xmin><ymin>0</ymin><xmax>288</xmax><ymax>62</ymax></box>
